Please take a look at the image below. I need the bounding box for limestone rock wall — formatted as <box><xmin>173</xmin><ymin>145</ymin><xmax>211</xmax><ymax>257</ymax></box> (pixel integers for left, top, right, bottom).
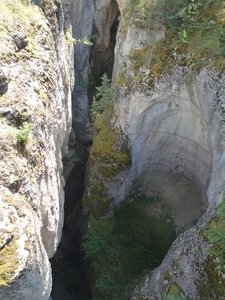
<box><xmin>111</xmin><ymin>7</ymin><xmax>225</xmax><ymax>299</ymax></box>
<box><xmin>91</xmin><ymin>0</ymin><xmax>120</xmax><ymax>84</ymax></box>
<box><xmin>69</xmin><ymin>0</ymin><xmax>94</xmax><ymax>145</ymax></box>
<box><xmin>0</xmin><ymin>0</ymin><xmax>73</xmax><ymax>298</ymax></box>
<box><xmin>68</xmin><ymin>0</ymin><xmax>120</xmax><ymax>146</ymax></box>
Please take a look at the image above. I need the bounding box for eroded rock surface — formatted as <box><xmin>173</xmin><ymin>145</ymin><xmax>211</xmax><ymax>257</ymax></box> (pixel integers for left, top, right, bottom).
<box><xmin>91</xmin><ymin>0</ymin><xmax>120</xmax><ymax>84</ymax></box>
<box><xmin>69</xmin><ymin>0</ymin><xmax>94</xmax><ymax>145</ymax></box>
<box><xmin>0</xmin><ymin>0</ymin><xmax>73</xmax><ymax>298</ymax></box>
<box><xmin>111</xmin><ymin>8</ymin><xmax>225</xmax><ymax>299</ymax></box>
<box><xmin>114</xmin><ymin>68</ymin><xmax>215</xmax><ymax>231</ymax></box>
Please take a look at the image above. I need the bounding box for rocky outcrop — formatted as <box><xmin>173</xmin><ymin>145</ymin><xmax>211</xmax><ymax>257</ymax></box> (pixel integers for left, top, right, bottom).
<box><xmin>0</xmin><ymin>187</ymin><xmax>52</xmax><ymax>299</ymax></box>
<box><xmin>0</xmin><ymin>0</ymin><xmax>73</xmax><ymax>298</ymax></box>
<box><xmin>114</xmin><ymin>63</ymin><xmax>216</xmax><ymax>231</ymax></box>
<box><xmin>123</xmin><ymin>65</ymin><xmax>225</xmax><ymax>298</ymax></box>
<box><xmin>81</xmin><ymin>107</ymin><xmax>131</xmax><ymax>219</ymax></box>
<box><xmin>110</xmin><ymin>4</ymin><xmax>225</xmax><ymax>299</ymax></box>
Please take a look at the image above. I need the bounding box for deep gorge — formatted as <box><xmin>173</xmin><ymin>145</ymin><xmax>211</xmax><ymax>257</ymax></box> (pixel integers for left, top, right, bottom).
<box><xmin>50</xmin><ymin>0</ymin><xmax>178</xmax><ymax>297</ymax></box>
<box><xmin>50</xmin><ymin>1</ymin><xmax>122</xmax><ymax>298</ymax></box>
<box><xmin>1</xmin><ymin>0</ymin><xmax>225</xmax><ymax>300</ymax></box>
<box><xmin>51</xmin><ymin>0</ymin><xmax>211</xmax><ymax>298</ymax></box>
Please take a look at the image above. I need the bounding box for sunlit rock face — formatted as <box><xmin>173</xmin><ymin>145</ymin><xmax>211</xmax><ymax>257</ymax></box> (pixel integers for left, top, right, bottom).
<box><xmin>115</xmin><ymin>0</ymin><xmax>124</xmax><ymax>10</ymax></box>
<box><xmin>0</xmin><ymin>0</ymin><xmax>73</xmax><ymax>298</ymax></box>
<box><xmin>112</xmin><ymin>8</ymin><xmax>225</xmax><ymax>299</ymax></box>
<box><xmin>113</xmin><ymin>23</ymin><xmax>216</xmax><ymax>232</ymax></box>
<box><xmin>115</xmin><ymin>70</ymin><xmax>214</xmax><ymax>231</ymax></box>
<box><xmin>0</xmin><ymin>187</ymin><xmax>52</xmax><ymax>300</ymax></box>
<box><xmin>124</xmin><ymin>68</ymin><xmax>225</xmax><ymax>299</ymax></box>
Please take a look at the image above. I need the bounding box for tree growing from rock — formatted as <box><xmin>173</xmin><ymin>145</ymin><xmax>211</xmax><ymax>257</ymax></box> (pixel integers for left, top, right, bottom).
<box><xmin>90</xmin><ymin>73</ymin><xmax>117</xmax><ymax>121</ymax></box>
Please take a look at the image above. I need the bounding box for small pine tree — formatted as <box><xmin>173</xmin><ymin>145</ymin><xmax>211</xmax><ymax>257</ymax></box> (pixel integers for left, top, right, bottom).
<box><xmin>91</xmin><ymin>73</ymin><xmax>117</xmax><ymax>121</ymax></box>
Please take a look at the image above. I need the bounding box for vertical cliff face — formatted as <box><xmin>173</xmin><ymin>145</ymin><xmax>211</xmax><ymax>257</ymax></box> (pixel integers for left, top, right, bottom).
<box><xmin>91</xmin><ymin>0</ymin><xmax>120</xmax><ymax>84</ymax></box>
<box><xmin>68</xmin><ymin>0</ymin><xmax>120</xmax><ymax>147</ymax></box>
<box><xmin>68</xmin><ymin>0</ymin><xmax>94</xmax><ymax>146</ymax></box>
<box><xmin>0</xmin><ymin>0</ymin><xmax>73</xmax><ymax>298</ymax></box>
<box><xmin>2</xmin><ymin>0</ymin><xmax>225</xmax><ymax>299</ymax></box>
<box><xmin>110</xmin><ymin>2</ymin><xmax>225</xmax><ymax>299</ymax></box>
<box><xmin>74</xmin><ymin>0</ymin><xmax>225</xmax><ymax>298</ymax></box>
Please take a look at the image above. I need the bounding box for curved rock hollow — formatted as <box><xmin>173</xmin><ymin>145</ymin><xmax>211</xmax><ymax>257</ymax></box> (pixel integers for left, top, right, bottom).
<box><xmin>115</xmin><ymin>81</ymin><xmax>213</xmax><ymax>233</ymax></box>
<box><xmin>110</xmin><ymin>2</ymin><xmax>225</xmax><ymax>297</ymax></box>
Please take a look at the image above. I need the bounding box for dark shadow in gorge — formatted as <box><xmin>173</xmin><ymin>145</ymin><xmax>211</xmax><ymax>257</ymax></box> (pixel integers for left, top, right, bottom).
<box><xmin>50</xmin><ymin>164</ymin><xmax>92</xmax><ymax>300</ymax></box>
<box><xmin>90</xmin><ymin>13</ymin><xmax>120</xmax><ymax>86</ymax></box>
<box><xmin>50</xmin><ymin>1</ymin><xmax>121</xmax><ymax>298</ymax></box>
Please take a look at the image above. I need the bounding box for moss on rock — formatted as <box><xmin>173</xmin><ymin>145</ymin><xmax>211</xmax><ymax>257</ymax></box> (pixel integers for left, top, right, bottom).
<box><xmin>197</xmin><ymin>256</ymin><xmax>225</xmax><ymax>299</ymax></box>
<box><xmin>82</xmin><ymin>107</ymin><xmax>130</xmax><ymax>217</ymax></box>
<box><xmin>0</xmin><ymin>235</ymin><xmax>19</xmax><ymax>288</ymax></box>
<box><xmin>116</xmin><ymin>0</ymin><xmax>225</xmax><ymax>93</ymax></box>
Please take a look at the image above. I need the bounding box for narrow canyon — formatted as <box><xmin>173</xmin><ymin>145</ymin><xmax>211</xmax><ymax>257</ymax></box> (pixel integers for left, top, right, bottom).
<box><xmin>1</xmin><ymin>0</ymin><xmax>225</xmax><ymax>300</ymax></box>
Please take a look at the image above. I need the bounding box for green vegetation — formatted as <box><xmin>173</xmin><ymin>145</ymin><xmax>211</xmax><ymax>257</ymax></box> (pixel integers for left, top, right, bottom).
<box><xmin>118</xmin><ymin>0</ymin><xmax>225</xmax><ymax>91</ymax></box>
<box><xmin>124</xmin><ymin>0</ymin><xmax>225</xmax><ymax>46</ymax></box>
<box><xmin>90</xmin><ymin>34</ymin><xmax>98</xmax><ymax>44</ymax></box>
<box><xmin>163</xmin><ymin>284</ymin><xmax>187</xmax><ymax>300</ymax></box>
<box><xmin>82</xmin><ymin>105</ymin><xmax>130</xmax><ymax>217</ymax></box>
<box><xmin>16</xmin><ymin>122</ymin><xmax>32</xmax><ymax>146</ymax></box>
<box><xmin>197</xmin><ymin>255</ymin><xmax>225</xmax><ymax>298</ymax></box>
<box><xmin>90</xmin><ymin>107</ymin><xmax>128</xmax><ymax>164</ymax></box>
<box><xmin>127</xmin><ymin>48</ymin><xmax>147</xmax><ymax>65</ymax></box>
<box><xmin>207</xmin><ymin>200</ymin><xmax>225</xmax><ymax>263</ymax></box>
<box><xmin>0</xmin><ymin>234</ymin><xmax>19</xmax><ymax>288</ymax></box>
<box><xmin>65</xmin><ymin>29</ymin><xmax>93</xmax><ymax>47</ymax></box>
<box><xmin>164</xmin><ymin>295</ymin><xmax>187</xmax><ymax>300</ymax></box>
<box><xmin>91</xmin><ymin>73</ymin><xmax>117</xmax><ymax>121</ymax></box>
<box><xmin>82</xmin><ymin>195</ymin><xmax>175</xmax><ymax>300</ymax></box>
<box><xmin>164</xmin><ymin>294</ymin><xmax>187</xmax><ymax>300</ymax></box>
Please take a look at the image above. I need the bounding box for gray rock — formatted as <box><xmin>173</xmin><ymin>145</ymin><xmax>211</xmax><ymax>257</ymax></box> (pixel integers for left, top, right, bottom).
<box><xmin>0</xmin><ymin>1</ymin><xmax>74</xmax><ymax>299</ymax></box>
<box><xmin>10</xmin><ymin>31</ymin><xmax>28</xmax><ymax>50</ymax></box>
<box><xmin>112</xmin><ymin>12</ymin><xmax>225</xmax><ymax>299</ymax></box>
<box><xmin>69</xmin><ymin>0</ymin><xmax>94</xmax><ymax>145</ymax></box>
<box><xmin>68</xmin><ymin>128</ymin><xmax>76</xmax><ymax>148</ymax></box>
<box><xmin>0</xmin><ymin>71</ymin><xmax>9</xmax><ymax>95</ymax></box>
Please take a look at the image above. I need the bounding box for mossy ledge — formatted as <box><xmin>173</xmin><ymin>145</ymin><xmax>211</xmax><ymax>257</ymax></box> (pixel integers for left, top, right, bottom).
<box><xmin>116</xmin><ymin>0</ymin><xmax>225</xmax><ymax>93</ymax></box>
<box><xmin>82</xmin><ymin>106</ymin><xmax>131</xmax><ymax>218</ymax></box>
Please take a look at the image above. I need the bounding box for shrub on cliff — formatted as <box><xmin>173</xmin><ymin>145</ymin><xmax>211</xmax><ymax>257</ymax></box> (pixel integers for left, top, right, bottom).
<box><xmin>16</xmin><ymin>122</ymin><xmax>32</xmax><ymax>146</ymax></box>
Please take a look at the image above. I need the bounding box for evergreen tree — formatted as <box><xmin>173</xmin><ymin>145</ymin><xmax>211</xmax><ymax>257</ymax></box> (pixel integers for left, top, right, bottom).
<box><xmin>91</xmin><ymin>73</ymin><xmax>117</xmax><ymax>121</ymax></box>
